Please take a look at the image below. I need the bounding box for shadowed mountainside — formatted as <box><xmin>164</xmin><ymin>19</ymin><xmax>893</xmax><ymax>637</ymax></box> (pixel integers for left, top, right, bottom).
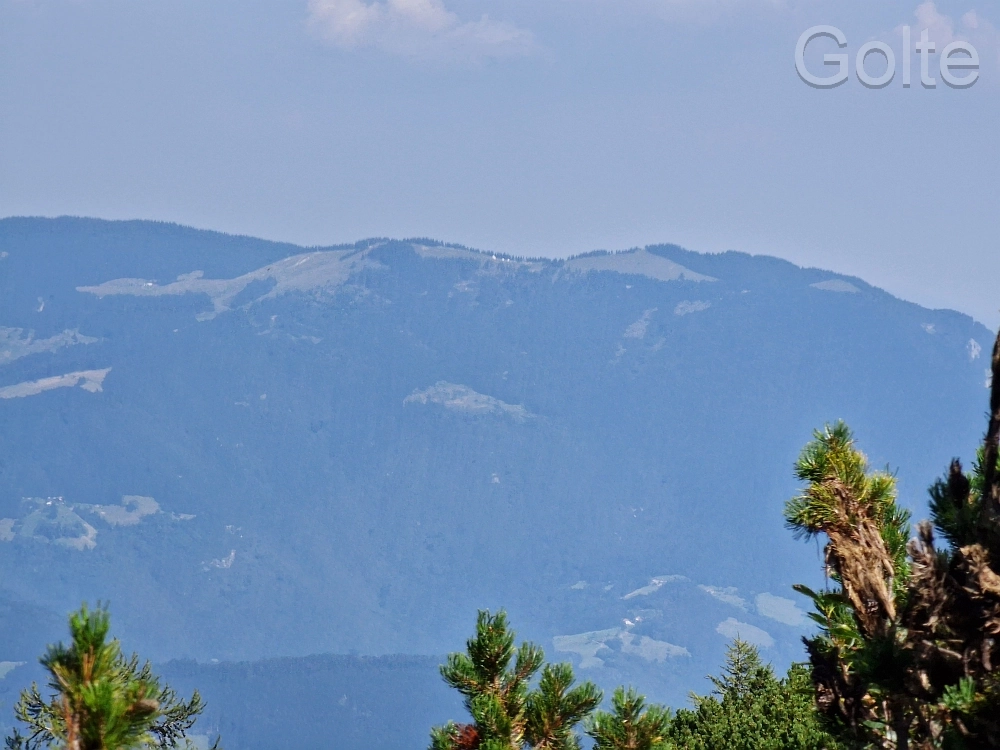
<box><xmin>0</xmin><ymin>217</ymin><xmax>993</xmax><ymax>711</ymax></box>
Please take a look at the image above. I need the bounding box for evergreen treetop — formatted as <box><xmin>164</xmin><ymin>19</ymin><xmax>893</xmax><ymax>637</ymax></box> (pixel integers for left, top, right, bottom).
<box><xmin>7</xmin><ymin>604</ymin><xmax>215</xmax><ymax>750</ymax></box>
<box><xmin>666</xmin><ymin>639</ymin><xmax>840</xmax><ymax>750</ymax></box>
<box><xmin>432</xmin><ymin>614</ymin><xmax>835</xmax><ymax>750</ymax></box>
<box><xmin>430</xmin><ymin>610</ymin><xmax>600</xmax><ymax>750</ymax></box>
<box><xmin>585</xmin><ymin>687</ymin><xmax>672</xmax><ymax>750</ymax></box>
<box><xmin>785</xmin><ymin>328</ymin><xmax>1000</xmax><ymax>749</ymax></box>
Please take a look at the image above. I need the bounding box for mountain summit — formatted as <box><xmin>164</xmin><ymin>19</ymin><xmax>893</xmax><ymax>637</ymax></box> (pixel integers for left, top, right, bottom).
<box><xmin>0</xmin><ymin>217</ymin><xmax>991</xmax><ymax>704</ymax></box>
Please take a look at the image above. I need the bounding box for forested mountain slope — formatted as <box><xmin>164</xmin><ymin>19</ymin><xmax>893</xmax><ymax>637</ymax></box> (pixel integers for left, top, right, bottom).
<box><xmin>0</xmin><ymin>217</ymin><xmax>991</xmax><ymax>709</ymax></box>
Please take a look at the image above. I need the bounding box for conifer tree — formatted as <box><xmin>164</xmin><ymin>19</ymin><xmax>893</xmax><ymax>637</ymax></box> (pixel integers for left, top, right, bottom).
<box><xmin>430</xmin><ymin>610</ymin><xmax>601</xmax><ymax>750</ymax></box>
<box><xmin>525</xmin><ymin>663</ymin><xmax>603</xmax><ymax>750</ymax></box>
<box><xmin>7</xmin><ymin>604</ymin><xmax>215</xmax><ymax>750</ymax></box>
<box><xmin>665</xmin><ymin>639</ymin><xmax>839</xmax><ymax>750</ymax></box>
<box><xmin>585</xmin><ymin>687</ymin><xmax>671</xmax><ymax>750</ymax></box>
<box><xmin>785</xmin><ymin>329</ymin><xmax>1000</xmax><ymax>749</ymax></box>
<box><xmin>706</xmin><ymin>638</ymin><xmax>768</xmax><ymax>700</ymax></box>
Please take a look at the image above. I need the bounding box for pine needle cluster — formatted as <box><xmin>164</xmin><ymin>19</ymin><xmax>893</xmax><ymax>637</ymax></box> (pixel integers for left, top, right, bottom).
<box><xmin>7</xmin><ymin>604</ymin><xmax>215</xmax><ymax>750</ymax></box>
<box><xmin>666</xmin><ymin>639</ymin><xmax>839</xmax><ymax>750</ymax></box>
<box><xmin>432</xmin><ymin>613</ymin><xmax>835</xmax><ymax>750</ymax></box>
<box><xmin>785</xmin><ymin>329</ymin><xmax>1000</xmax><ymax>749</ymax></box>
<box><xmin>587</xmin><ymin>687</ymin><xmax>671</xmax><ymax>750</ymax></box>
<box><xmin>430</xmin><ymin>610</ymin><xmax>601</xmax><ymax>750</ymax></box>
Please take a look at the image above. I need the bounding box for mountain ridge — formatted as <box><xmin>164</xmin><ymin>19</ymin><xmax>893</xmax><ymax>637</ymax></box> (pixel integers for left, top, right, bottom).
<box><xmin>0</xmin><ymin>216</ymin><xmax>993</xmax><ymax>710</ymax></box>
<box><xmin>2</xmin><ymin>215</ymin><xmax>952</xmax><ymax>322</ymax></box>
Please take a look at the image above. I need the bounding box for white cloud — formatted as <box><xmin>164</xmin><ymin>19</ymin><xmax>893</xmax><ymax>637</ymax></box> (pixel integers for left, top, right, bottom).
<box><xmin>715</xmin><ymin>617</ymin><xmax>774</xmax><ymax>648</ymax></box>
<box><xmin>553</xmin><ymin>628</ymin><xmax>622</xmax><ymax>668</ymax></box>
<box><xmin>656</xmin><ymin>0</ymin><xmax>785</xmax><ymax>9</ymax></box>
<box><xmin>307</xmin><ymin>0</ymin><xmax>535</xmax><ymax>60</ymax></box>
<box><xmin>755</xmin><ymin>593</ymin><xmax>806</xmax><ymax>626</ymax></box>
<box><xmin>622</xmin><ymin>575</ymin><xmax>687</xmax><ymax>599</ymax></box>
<box><xmin>553</xmin><ymin>627</ymin><xmax>690</xmax><ymax>668</ymax></box>
<box><xmin>615</xmin><ymin>0</ymin><xmax>788</xmax><ymax>24</ymax></box>
<box><xmin>619</xmin><ymin>631</ymin><xmax>690</xmax><ymax>662</ymax></box>
<box><xmin>699</xmin><ymin>585</ymin><xmax>747</xmax><ymax>610</ymax></box>
<box><xmin>915</xmin><ymin>1</ymin><xmax>957</xmax><ymax>45</ymax></box>
<box><xmin>897</xmin><ymin>3</ymin><xmax>999</xmax><ymax>62</ymax></box>
<box><xmin>0</xmin><ymin>662</ymin><xmax>24</xmax><ymax>680</ymax></box>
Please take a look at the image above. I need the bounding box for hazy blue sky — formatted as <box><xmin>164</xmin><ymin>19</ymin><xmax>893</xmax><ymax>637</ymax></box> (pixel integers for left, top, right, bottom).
<box><xmin>2</xmin><ymin>0</ymin><xmax>998</xmax><ymax>325</ymax></box>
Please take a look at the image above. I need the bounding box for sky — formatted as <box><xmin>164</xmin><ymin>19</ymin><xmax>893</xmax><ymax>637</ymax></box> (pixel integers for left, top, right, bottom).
<box><xmin>1</xmin><ymin>0</ymin><xmax>998</xmax><ymax>327</ymax></box>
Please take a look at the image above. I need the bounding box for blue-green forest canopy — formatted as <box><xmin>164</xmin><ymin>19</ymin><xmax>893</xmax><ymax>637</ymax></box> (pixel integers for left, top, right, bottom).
<box><xmin>0</xmin><ymin>218</ymin><xmax>992</xmax><ymax>729</ymax></box>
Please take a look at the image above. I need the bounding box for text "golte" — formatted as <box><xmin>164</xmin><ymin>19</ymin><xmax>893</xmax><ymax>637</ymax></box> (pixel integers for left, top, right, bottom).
<box><xmin>795</xmin><ymin>25</ymin><xmax>979</xmax><ymax>89</ymax></box>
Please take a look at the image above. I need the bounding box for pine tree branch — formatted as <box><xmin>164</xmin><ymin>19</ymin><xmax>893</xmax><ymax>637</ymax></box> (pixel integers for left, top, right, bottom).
<box><xmin>979</xmin><ymin>328</ymin><xmax>1000</xmax><ymax>546</ymax></box>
